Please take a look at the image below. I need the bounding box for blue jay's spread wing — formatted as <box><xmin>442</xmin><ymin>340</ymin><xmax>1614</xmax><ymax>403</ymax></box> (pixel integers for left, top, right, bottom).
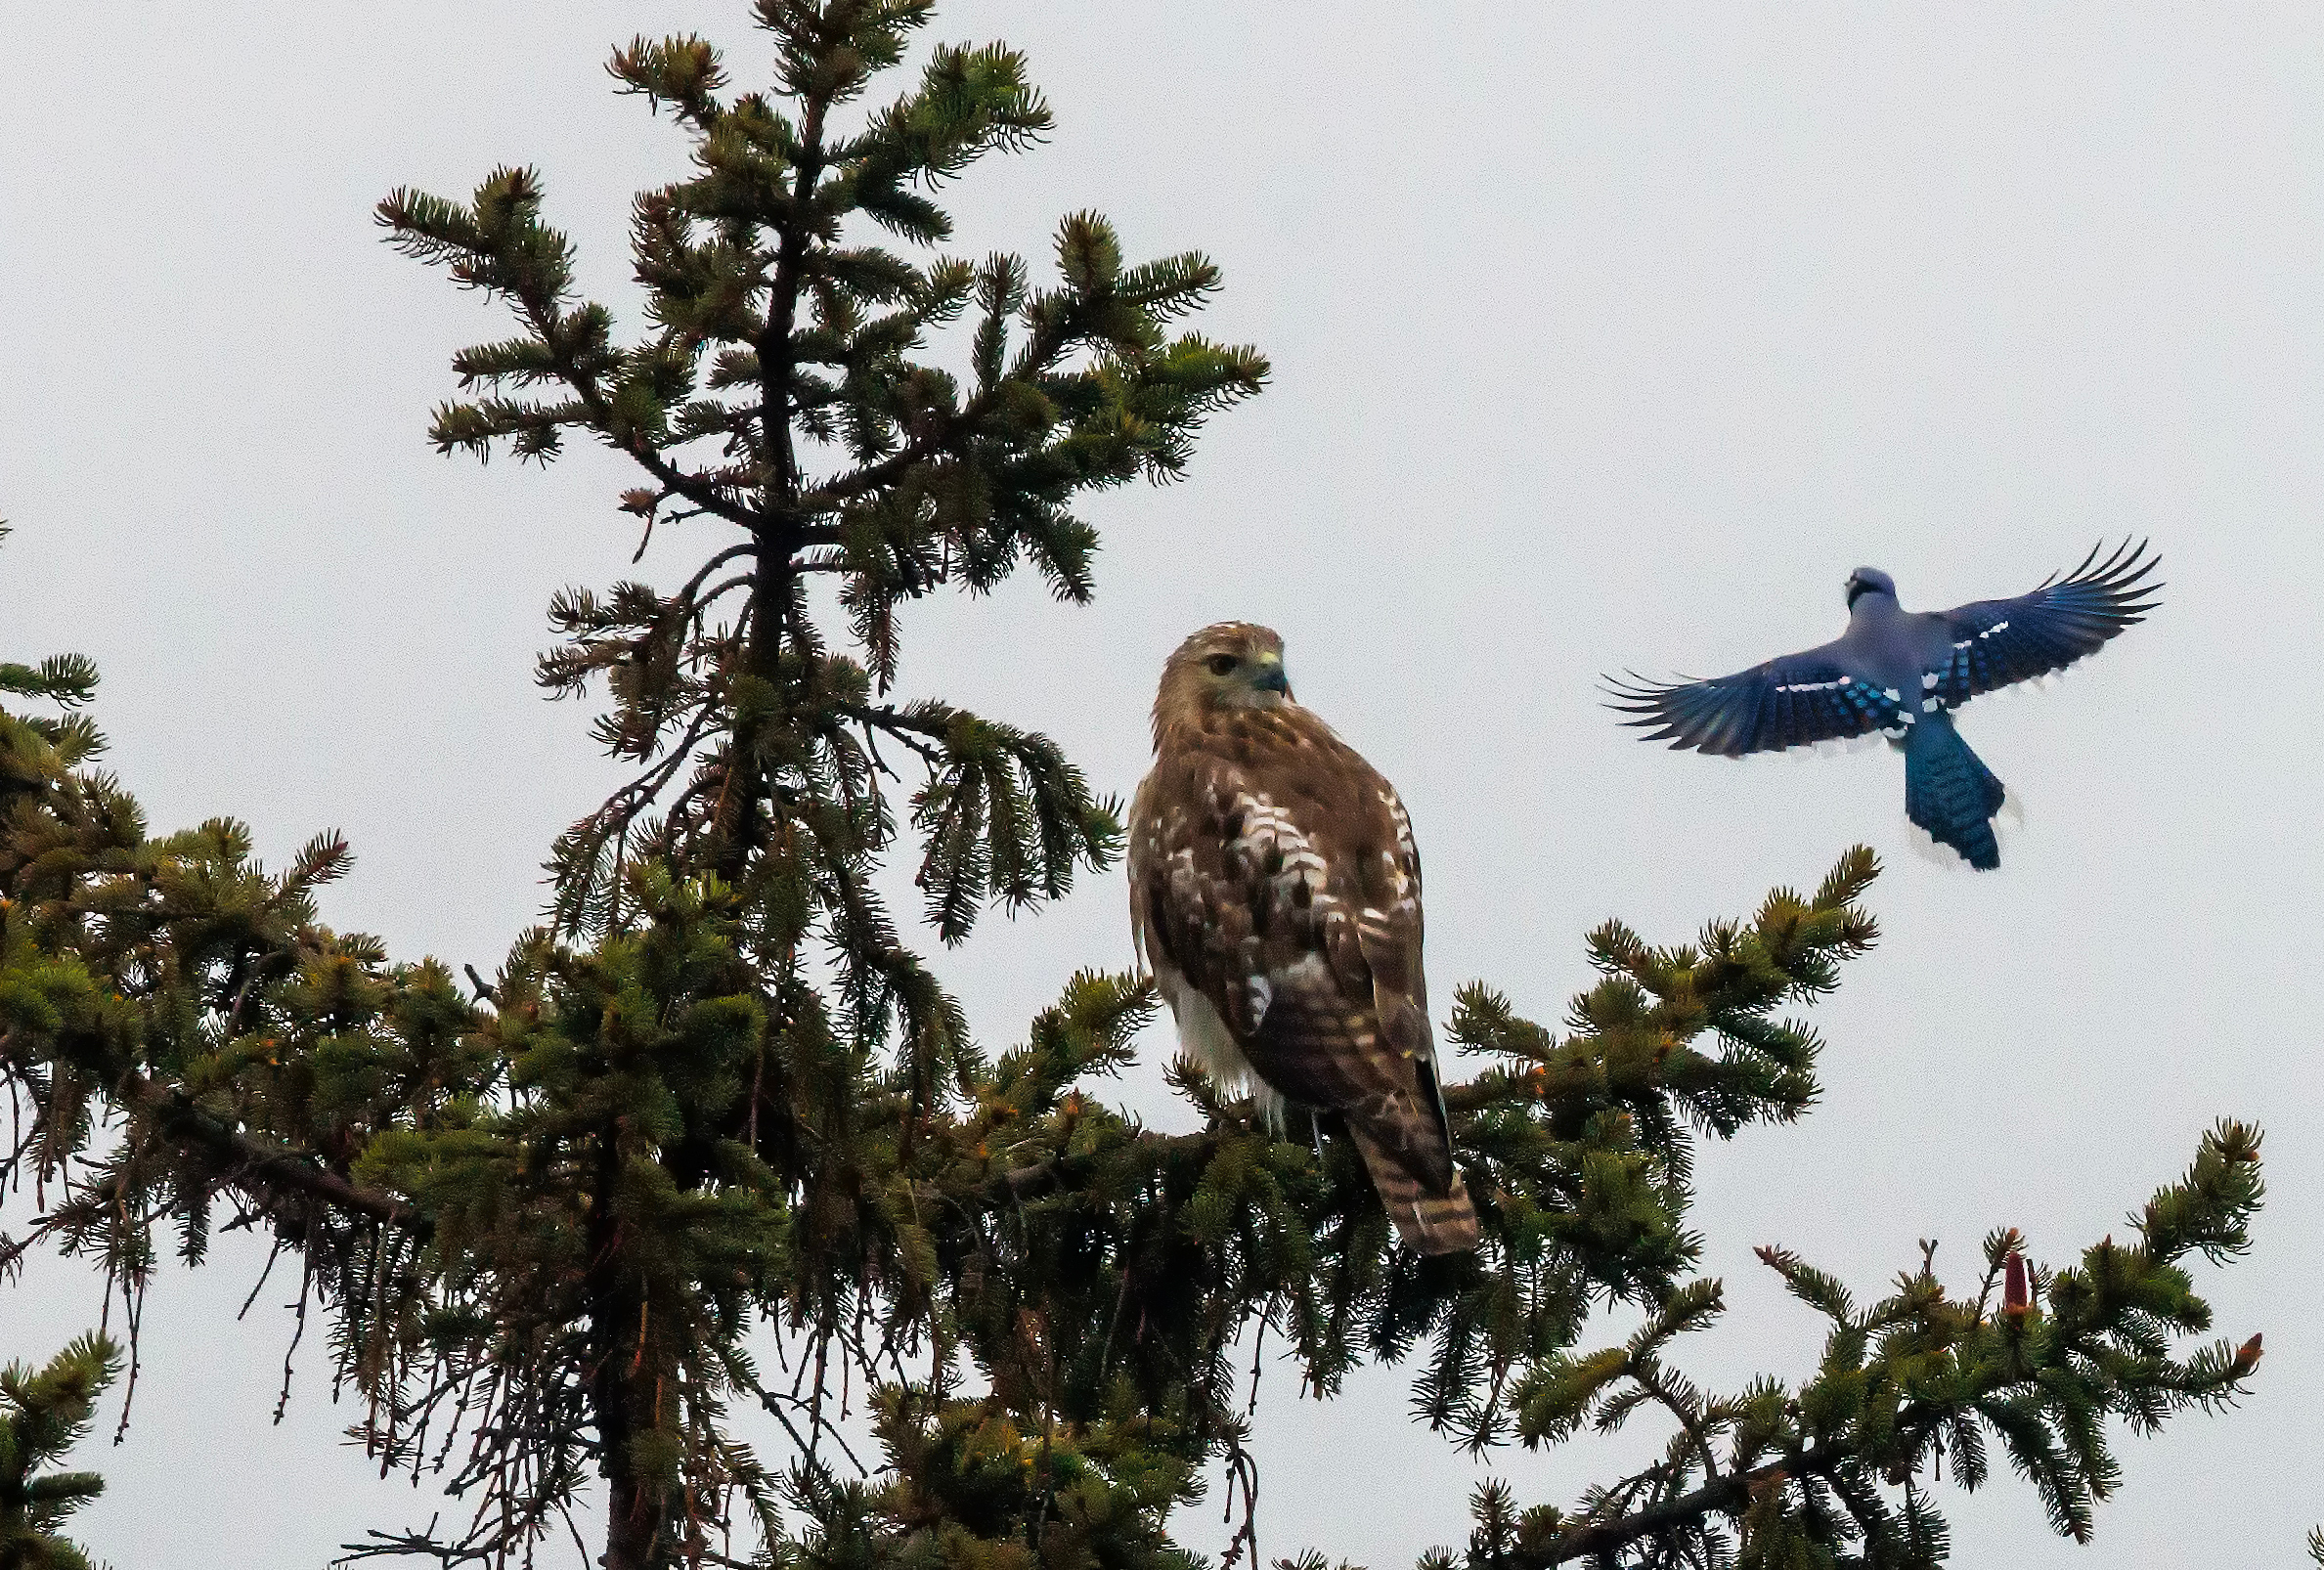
<box><xmin>1930</xmin><ymin>540</ymin><xmax>2161</xmax><ymax>706</ymax></box>
<box><xmin>1604</xmin><ymin>642</ymin><xmax>1909</xmax><ymax>758</ymax></box>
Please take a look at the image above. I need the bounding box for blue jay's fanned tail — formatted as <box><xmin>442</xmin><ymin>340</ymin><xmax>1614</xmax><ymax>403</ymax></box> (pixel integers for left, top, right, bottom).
<box><xmin>1902</xmin><ymin>714</ymin><xmax>2005</xmax><ymax>870</ymax></box>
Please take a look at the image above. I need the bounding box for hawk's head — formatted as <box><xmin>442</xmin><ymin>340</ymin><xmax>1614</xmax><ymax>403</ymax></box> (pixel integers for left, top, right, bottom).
<box><xmin>1154</xmin><ymin>622</ymin><xmax>1293</xmax><ymax>740</ymax></box>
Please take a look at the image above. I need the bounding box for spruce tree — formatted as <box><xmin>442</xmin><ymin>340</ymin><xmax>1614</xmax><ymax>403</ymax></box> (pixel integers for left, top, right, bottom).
<box><xmin>0</xmin><ymin>9</ymin><xmax>2270</xmax><ymax>1570</ymax></box>
<box><xmin>0</xmin><ymin>1332</ymin><xmax>119</xmax><ymax>1570</ymax></box>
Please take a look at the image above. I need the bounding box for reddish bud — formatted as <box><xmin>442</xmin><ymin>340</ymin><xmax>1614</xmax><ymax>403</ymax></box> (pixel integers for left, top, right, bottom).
<box><xmin>2003</xmin><ymin>1249</ymin><xmax>2033</xmax><ymax>1319</ymax></box>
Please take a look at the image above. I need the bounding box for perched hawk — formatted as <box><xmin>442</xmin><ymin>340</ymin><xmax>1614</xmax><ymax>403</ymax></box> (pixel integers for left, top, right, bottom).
<box><xmin>1127</xmin><ymin>623</ymin><xmax>1479</xmax><ymax>1254</ymax></box>
<box><xmin>1605</xmin><ymin>542</ymin><xmax>2161</xmax><ymax>869</ymax></box>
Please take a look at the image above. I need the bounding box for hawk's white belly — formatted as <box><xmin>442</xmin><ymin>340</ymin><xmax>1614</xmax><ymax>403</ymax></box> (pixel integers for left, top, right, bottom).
<box><xmin>1147</xmin><ymin>954</ymin><xmax>1288</xmax><ymax>1127</ymax></box>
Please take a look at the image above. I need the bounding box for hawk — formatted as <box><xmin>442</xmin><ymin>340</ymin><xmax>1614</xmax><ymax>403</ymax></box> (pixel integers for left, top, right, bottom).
<box><xmin>1605</xmin><ymin>541</ymin><xmax>2161</xmax><ymax>868</ymax></box>
<box><xmin>1127</xmin><ymin>623</ymin><xmax>1479</xmax><ymax>1254</ymax></box>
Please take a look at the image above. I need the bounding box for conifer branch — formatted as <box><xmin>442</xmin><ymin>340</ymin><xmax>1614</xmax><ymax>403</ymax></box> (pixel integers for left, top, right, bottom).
<box><xmin>0</xmin><ymin>1330</ymin><xmax>120</xmax><ymax>1567</ymax></box>
<box><xmin>129</xmin><ymin>1071</ymin><xmax>425</xmax><ymax>1239</ymax></box>
<box><xmin>1530</xmin><ymin>1443</ymin><xmax>1849</xmax><ymax>1565</ymax></box>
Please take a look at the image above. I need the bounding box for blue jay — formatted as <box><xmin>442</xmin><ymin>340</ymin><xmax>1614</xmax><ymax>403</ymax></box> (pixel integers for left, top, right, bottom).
<box><xmin>1606</xmin><ymin>541</ymin><xmax>2161</xmax><ymax>868</ymax></box>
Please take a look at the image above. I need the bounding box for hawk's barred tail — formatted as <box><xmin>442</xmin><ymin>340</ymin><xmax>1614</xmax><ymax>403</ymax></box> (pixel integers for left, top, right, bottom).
<box><xmin>1344</xmin><ymin>1122</ymin><xmax>1480</xmax><ymax>1254</ymax></box>
<box><xmin>1902</xmin><ymin>713</ymin><xmax>2006</xmax><ymax>870</ymax></box>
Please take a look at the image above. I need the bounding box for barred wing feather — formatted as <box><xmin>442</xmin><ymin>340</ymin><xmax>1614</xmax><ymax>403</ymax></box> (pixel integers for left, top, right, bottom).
<box><xmin>1930</xmin><ymin>539</ymin><xmax>2162</xmax><ymax>707</ymax></box>
<box><xmin>1604</xmin><ymin>645</ymin><xmax>1908</xmax><ymax>758</ymax></box>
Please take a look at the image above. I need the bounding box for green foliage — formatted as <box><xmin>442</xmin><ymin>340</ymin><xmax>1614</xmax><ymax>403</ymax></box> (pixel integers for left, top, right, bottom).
<box><xmin>375</xmin><ymin>0</ymin><xmax>1264</xmax><ymax>1119</ymax></box>
<box><xmin>794</xmin><ymin>1389</ymin><xmax>1208</xmax><ymax>1570</ymax></box>
<box><xmin>351</xmin><ymin>871</ymin><xmax>790</xmax><ymax>1560</ymax></box>
<box><xmin>0</xmin><ymin>1332</ymin><xmax>119</xmax><ymax>1570</ymax></box>
<box><xmin>1464</xmin><ymin>1123</ymin><xmax>2264</xmax><ymax>1567</ymax></box>
<box><xmin>0</xmin><ymin>636</ymin><xmax>458</xmax><ymax>1315</ymax></box>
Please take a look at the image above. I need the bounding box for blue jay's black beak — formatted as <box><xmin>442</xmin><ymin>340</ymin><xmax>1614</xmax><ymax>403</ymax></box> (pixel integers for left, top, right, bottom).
<box><xmin>1253</xmin><ymin>661</ymin><xmax>1291</xmax><ymax>696</ymax></box>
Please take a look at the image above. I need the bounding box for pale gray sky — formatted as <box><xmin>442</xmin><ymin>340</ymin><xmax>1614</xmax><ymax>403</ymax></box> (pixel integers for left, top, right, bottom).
<box><xmin>4</xmin><ymin>4</ymin><xmax>2318</xmax><ymax>1565</ymax></box>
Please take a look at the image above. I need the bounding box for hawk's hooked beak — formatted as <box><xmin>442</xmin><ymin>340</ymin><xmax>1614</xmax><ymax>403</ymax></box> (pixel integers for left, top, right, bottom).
<box><xmin>1252</xmin><ymin>658</ymin><xmax>1291</xmax><ymax>696</ymax></box>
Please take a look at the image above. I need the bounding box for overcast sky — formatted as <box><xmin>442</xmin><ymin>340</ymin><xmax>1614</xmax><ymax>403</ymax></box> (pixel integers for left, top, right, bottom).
<box><xmin>5</xmin><ymin>4</ymin><xmax>2320</xmax><ymax>1565</ymax></box>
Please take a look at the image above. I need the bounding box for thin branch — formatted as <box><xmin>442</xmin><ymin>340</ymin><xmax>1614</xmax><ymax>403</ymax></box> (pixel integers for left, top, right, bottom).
<box><xmin>108</xmin><ymin>1067</ymin><xmax>427</xmax><ymax>1238</ymax></box>
<box><xmin>1536</xmin><ymin>1442</ymin><xmax>1851</xmax><ymax>1566</ymax></box>
<box><xmin>678</xmin><ymin>543</ymin><xmax>758</xmax><ymax>608</ymax></box>
<box><xmin>1632</xmin><ymin>1361</ymin><xmax>1723</xmax><ymax>1483</ymax></box>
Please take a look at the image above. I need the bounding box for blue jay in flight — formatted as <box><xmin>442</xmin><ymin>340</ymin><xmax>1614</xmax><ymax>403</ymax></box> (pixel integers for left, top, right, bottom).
<box><xmin>1606</xmin><ymin>541</ymin><xmax>2161</xmax><ymax>868</ymax></box>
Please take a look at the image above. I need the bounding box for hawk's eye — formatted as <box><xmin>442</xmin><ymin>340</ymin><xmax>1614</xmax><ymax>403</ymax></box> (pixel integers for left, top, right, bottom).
<box><xmin>1205</xmin><ymin>654</ymin><xmax>1238</xmax><ymax>676</ymax></box>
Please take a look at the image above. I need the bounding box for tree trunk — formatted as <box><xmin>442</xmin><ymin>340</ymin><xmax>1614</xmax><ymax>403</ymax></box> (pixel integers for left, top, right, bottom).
<box><xmin>600</xmin><ymin>1471</ymin><xmax>661</xmax><ymax>1570</ymax></box>
<box><xmin>588</xmin><ymin>1130</ymin><xmax>661</xmax><ymax>1570</ymax></box>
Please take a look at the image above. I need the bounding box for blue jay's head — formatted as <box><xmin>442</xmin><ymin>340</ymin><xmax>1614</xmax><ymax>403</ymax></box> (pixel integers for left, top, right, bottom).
<box><xmin>1844</xmin><ymin>567</ymin><xmax>1897</xmax><ymax>609</ymax></box>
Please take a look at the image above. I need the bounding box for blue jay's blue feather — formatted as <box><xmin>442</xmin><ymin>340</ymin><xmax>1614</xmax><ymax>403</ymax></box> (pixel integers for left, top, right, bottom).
<box><xmin>1927</xmin><ymin>539</ymin><xmax>2162</xmax><ymax>707</ymax></box>
<box><xmin>1603</xmin><ymin>540</ymin><xmax>2161</xmax><ymax>869</ymax></box>
<box><xmin>1604</xmin><ymin>648</ymin><xmax>1912</xmax><ymax>756</ymax></box>
<box><xmin>1902</xmin><ymin>712</ymin><xmax>2004</xmax><ymax>869</ymax></box>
